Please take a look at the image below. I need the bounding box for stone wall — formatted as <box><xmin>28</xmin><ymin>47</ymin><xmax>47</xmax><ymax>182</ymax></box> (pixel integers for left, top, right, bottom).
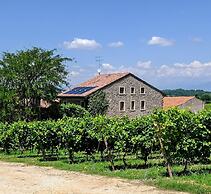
<box><xmin>102</xmin><ymin>74</ymin><xmax>163</xmax><ymax>117</ymax></box>
<box><xmin>178</xmin><ymin>97</ymin><xmax>204</xmax><ymax>112</ymax></box>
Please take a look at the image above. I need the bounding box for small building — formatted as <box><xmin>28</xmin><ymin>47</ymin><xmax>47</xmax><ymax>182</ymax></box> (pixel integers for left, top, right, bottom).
<box><xmin>163</xmin><ymin>96</ymin><xmax>204</xmax><ymax>112</ymax></box>
<box><xmin>58</xmin><ymin>72</ymin><xmax>164</xmax><ymax>117</ymax></box>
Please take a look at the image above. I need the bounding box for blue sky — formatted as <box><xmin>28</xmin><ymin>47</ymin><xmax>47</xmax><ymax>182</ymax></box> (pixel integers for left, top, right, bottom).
<box><xmin>1</xmin><ymin>0</ymin><xmax>211</xmax><ymax>90</ymax></box>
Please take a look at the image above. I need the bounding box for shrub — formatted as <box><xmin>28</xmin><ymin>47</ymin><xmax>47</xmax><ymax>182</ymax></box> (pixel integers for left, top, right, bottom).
<box><xmin>60</xmin><ymin>103</ymin><xmax>90</xmax><ymax>118</ymax></box>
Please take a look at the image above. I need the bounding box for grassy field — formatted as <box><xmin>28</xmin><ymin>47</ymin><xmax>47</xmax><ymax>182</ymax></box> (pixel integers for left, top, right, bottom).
<box><xmin>0</xmin><ymin>152</ymin><xmax>210</xmax><ymax>194</ymax></box>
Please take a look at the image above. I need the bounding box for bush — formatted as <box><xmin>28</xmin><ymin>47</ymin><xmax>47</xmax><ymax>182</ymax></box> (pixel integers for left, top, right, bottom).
<box><xmin>60</xmin><ymin>103</ymin><xmax>90</xmax><ymax>118</ymax></box>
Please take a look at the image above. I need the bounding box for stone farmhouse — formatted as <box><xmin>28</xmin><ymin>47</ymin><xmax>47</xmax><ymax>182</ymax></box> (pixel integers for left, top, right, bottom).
<box><xmin>58</xmin><ymin>72</ymin><xmax>164</xmax><ymax>117</ymax></box>
<box><xmin>163</xmin><ymin>96</ymin><xmax>204</xmax><ymax>113</ymax></box>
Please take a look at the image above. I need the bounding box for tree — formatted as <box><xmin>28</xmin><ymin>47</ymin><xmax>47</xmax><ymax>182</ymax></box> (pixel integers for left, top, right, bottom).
<box><xmin>199</xmin><ymin>93</ymin><xmax>211</xmax><ymax>103</ymax></box>
<box><xmin>87</xmin><ymin>90</ymin><xmax>109</xmax><ymax>116</ymax></box>
<box><xmin>0</xmin><ymin>47</ymin><xmax>70</xmax><ymax>122</ymax></box>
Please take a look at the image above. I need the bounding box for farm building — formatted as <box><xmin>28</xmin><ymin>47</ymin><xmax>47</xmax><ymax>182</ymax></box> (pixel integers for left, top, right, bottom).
<box><xmin>163</xmin><ymin>96</ymin><xmax>204</xmax><ymax>112</ymax></box>
<box><xmin>58</xmin><ymin>72</ymin><xmax>164</xmax><ymax>117</ymax></box>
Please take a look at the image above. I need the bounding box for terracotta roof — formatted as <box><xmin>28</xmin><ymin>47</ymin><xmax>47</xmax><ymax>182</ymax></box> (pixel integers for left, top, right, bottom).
<box><xmin>58</xmin><ymin>72</ymin><xmax>130</xmax><ymax>97</ymax></box>
<box><xmin>163</xmin><ymin>96</ymin><xmax>195</xmax><ymax>108</ymax></box>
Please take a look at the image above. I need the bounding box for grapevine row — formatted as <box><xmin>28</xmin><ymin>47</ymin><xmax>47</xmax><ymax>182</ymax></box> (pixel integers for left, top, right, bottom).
<box><xmin>0</xmin><ymin>108</ymin><xmax>210</xmax><ymax>177</ymax></box>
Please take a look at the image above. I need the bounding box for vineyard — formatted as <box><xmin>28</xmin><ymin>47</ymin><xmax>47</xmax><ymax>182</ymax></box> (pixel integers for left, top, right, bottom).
<box><xmin>0</xmin><ymin>108</ymin><xmax>210</xmax><ymax>179</ymax></box>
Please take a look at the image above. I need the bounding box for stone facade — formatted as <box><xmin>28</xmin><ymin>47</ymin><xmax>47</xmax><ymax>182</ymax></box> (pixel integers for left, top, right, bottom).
<box><xmin>58</xmin><ymin>73</ymin><xmax>164</xmax><ymax>117</ymax></box>
<box><xmin>101</xmin><ymin>74</ymin><xmax>163</xmax><ymax>117</ymax></box>
<box><xmin>178</xmin><ymin>97</ymin><xmax>204</xmax><ymax>113</ymax></box>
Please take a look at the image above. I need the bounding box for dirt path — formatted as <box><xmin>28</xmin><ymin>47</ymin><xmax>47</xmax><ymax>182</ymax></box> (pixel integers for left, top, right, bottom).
<box><xmin>0</xmin><ymin>161</ymin><xmax>188</xmax><ymax>194</ymax></box>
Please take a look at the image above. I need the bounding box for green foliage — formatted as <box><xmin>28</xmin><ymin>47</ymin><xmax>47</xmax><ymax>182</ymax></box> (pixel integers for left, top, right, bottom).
<box><xmin>0</xmin><ymin>86</ymin><xmax>20</xmax><ymax>123</ymax></box>
<box><xmin>197</xmin><ymin>110</ymin><xmax>211</xmax><ymax>161</ymax></box>
<box><xmin>205</xmin><ymin>103</ymin><xmax>211</xmax><ymax>110</ymax></box>
<box><xmin>88</xmin><ymin>90</ymin><xmax>109</xmax><ymax>116</ymax></box>
<box><xmin>0</xmin><ymin>108</ymin><xmax>210</xmax><ymax>177</ymax></box>
<box><xmin>199</xmin><ymin>93</ymin><xmax>211</xmax><ymax>102</ymax></box>
<box><xmin>0</xmin><ymin>47</ymin><xmax>70</xmax><ymax>122</ymax></box>
<box><xmin>0</xmin><ymin>122</ymin><xmax>12</xmax><ymax>153</ymax></box>
<box><xmin>131</xmin><ymin>116</ymin><xmax>155</xmax><ymax>165</ymax></box>
<box><xmin>60</xmin><ymin>103</ymin><xmax>90</xmax><ymax>118</ymax></box>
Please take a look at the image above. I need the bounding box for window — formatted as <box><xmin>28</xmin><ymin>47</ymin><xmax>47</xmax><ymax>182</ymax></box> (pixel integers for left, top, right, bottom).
<box><xmin>119</xmin><ymin>101</ymin><xmax>125</xmax><ymax>111</ymax></box>
<box><xmin>119</xmin><ymin>86</ymin><xmax>125</xmax><ymax>94</ymax></box>
<box><xmin>130</xmin><ymin>100</ymin><xmax>135</xmax><ymax>110</ymax></box>
<box><xmin>140</xmin><ymin>100</ymin><xmax>146</xmax><ymax>110</ymax></box>
<box><xmin>130</xmin><ymin>87</ymin><xmax>135</xmax><ymax>94</ymax></box>
<box><xmin>140</xmin><ymin>87</ymin><xmax>145</xmax><ymax>94</ymax></box>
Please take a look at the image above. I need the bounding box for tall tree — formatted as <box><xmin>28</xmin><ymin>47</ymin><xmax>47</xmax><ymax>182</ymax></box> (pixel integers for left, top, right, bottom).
<box><xmin>0</xmin><ymin>47</ymin><xmax>70</xmax><ymax>121</ymax></box>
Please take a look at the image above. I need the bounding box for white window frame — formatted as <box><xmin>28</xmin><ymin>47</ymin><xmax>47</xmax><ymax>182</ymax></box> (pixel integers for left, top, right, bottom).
<box><xmin>140</xmin><ymin>87</ymin><xmax>145</xmax><ymax>94</ymax></box>
<box><xmin>140</xmin><ymin>100</ymin><xmax>146</xmax><ymax>110</ymax></box>
<box><xmin>130</xmin><ymin>100</ymin><xmax>135</xmax><ymax>111</ymax></box>
<box><xmin>119</xmin><ymin>101</ymin><xmax>125</xmax><ymax>111</ymax></box>
<box><xmin>119</xmin><ymin>86</ymin><xmax>125</xmax><ymax>94</ymax></box>
<box><xmin>130</xmin><ymin>87</ymin><xmax>135</xmax><ymax>94</ymax></box>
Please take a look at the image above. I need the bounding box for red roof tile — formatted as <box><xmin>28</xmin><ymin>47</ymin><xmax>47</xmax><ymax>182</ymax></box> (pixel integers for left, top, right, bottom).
<box><xmin>58</xmin><ymin>72</ymin><xmax>130</xmax><ymax>97</ymax></box>
<box><xmin>163</xmin><ymin>96</ymin><xmax>195</xmax><ymax>108</ymax></box>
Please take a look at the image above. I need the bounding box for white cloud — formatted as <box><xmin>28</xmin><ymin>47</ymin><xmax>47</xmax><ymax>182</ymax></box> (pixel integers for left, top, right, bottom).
<box><xmin>71</xmin><ymin>59</ymin><xmax>211</xmax><ymax>90</ymax></box>
<box><xmin>79</xmin><ymin>68</ymin><xmax>85</xmax><ymax>72</ymax></box>
<box><xmin>69</xmin><ymin>71</ymin><xmax>80</xmax><ymax>77</ymax></box>
<box><xmin>135</xmin><ymin>60</ymin><xmax>211</xmax><ymax>78</ymax></box>
<box><xmin>108</xmin><ymin>41</ymin><xmax>124</xmax><ymax>48</ymax></box>
<box><xmin>116</xmin><ymin>60</ymin><xmax>211</xmax><ymax>89</ymax></box>
<box><xmin>63</xmin><ymin>38</ymin><xmax>101</xmax><ymax>50</ymax></box>
<box><xmin>148</xmin><ymin>36</ymin><xmax>174</xmax><ymax>46</ymax></box>
<box><xmin>157</xmin><ymin>61</ymin><xmax>211</xmax><ymax>78</ymax></box>
<box><xmin>100</xmin><ymin>60</ymin><xmax>211</xmax><ymax>80</ymax></box>
<box><xmin>101</xmin><ymin>60</ymin><xmax>210</xmax><ymax>90</ymax></box>
<box><xmin>137</xmin><ymin>60</ymin><xmax>152</xmax><ymax>69</ymax></box>
<box><xmin>192</xmin><ymin>37</ymin><xmax>203</xmax><ymax>43</ymax></box>
<box><xmin>102</xmin><ymin>63</ymin><xmax>115</xmax><ymax>70</ymax></box>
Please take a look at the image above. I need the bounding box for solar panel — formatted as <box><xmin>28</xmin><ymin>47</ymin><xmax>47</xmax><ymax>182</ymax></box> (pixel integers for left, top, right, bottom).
<box><xmin>64</xmin><ymin>86</ymin><xmax>96</xmax><ymax>94</ymax></box>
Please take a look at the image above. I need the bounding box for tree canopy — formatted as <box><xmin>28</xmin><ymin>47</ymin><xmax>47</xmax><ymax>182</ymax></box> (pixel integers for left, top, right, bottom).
<box><xmin>0</xmin><ymin>47</ymin><xmax>70</xmax><ymax>122</ymax></box>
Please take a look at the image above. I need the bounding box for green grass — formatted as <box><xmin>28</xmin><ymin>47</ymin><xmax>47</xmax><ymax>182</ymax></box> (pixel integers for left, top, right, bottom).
<box><xmin>205</xmin><ymin>103</ymin><xmax>211</xmax><ymax>110</ymax></box>
<box><xmin>0</xmin><ymin>152</ymin><xmax>210</xmax><ymax>194</ymax></box>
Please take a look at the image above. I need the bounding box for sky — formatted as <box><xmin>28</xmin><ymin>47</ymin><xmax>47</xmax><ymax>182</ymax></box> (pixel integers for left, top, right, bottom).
<box><xmin>1</xmin><ymin>0</ymin><xmax>211</xmax><ymax>90</ymax></box>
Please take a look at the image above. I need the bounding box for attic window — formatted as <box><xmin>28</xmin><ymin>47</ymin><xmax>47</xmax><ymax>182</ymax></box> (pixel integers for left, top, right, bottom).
<box><xmin>140</xmin><ymin>87</ymin><xmax>145</xmax><ymax>94</ymax></box>
<box><xmin>119</xmin><ymin>86</ymin><xmax>125</xmax><ymax>94</ymax></box>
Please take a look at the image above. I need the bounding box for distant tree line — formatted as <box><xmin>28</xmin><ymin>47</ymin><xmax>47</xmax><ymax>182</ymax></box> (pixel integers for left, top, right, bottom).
<box><xmin>163</xmin><ymin>89</ymin><xmax>211</xmax><ymax>103</ymax></box>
